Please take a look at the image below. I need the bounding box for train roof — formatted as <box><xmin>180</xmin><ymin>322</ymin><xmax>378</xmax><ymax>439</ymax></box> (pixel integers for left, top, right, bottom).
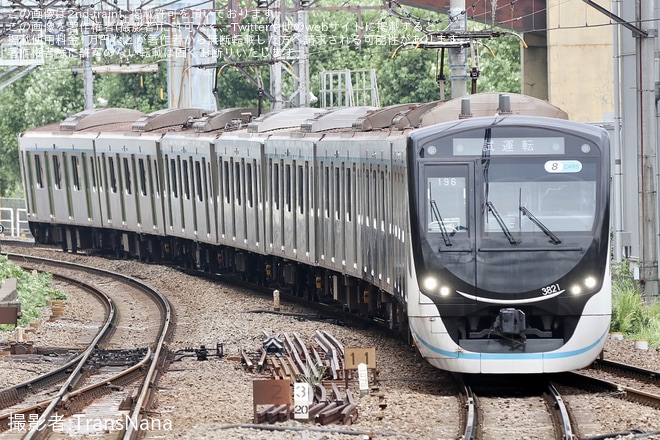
<box><xmin>21</xmin><ymin>93</ymin><xmax>571</xmax><ymax>138</ymax></box>
<box><xmin>420</xmin><ymin>93</ymin><xmax>568</xmax><ymax>125</ymax></box>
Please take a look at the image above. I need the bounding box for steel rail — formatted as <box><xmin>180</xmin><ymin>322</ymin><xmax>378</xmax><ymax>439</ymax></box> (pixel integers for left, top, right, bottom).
<box><xmin>546</xmin><ymin>383</ymin><xmax>574</xmax><ymax>440</ymax></box>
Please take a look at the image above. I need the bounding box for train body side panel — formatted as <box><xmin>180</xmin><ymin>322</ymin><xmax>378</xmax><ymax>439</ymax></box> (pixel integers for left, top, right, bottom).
<box><xmin>216</xmin><ymin>134</ymin><xmax>267</xmax><ymax>254</ymax></box>
<box><xmin>19</xmin><ymin>131</ymin><xmax>66</xmax><ymax>225</ymax></box>
<box><xmin>161</xmin><ymin>134</ymin><xmax>216</xmax><ymax>243</ymax></box>
<box><xmin>19</xmin><ymin>131</ymin><xmax>101</xmax><ymax>228</ymax></box>
<box><xmin>391</xmin><ymin>138</ymin><xmax>409</xmax><ymax>302</ymax></box>
<box><xmin>316</xmin><ymin>134</ymin><xmax>364</xmax><ymax>278</ymax></box>
<box><xmin>356</xmin><ymin>134</ymin><xmax>394</xmax><ymax>292</ymax></box>
<box><xmin>95</xmin><ymin>133</ymin><xmax>163</xmax><ymax>233</ymax></box>
<box><xmin>264</xmin><ymin>135</ymin><xmax>319</xmax><ymax>263</ymax></box>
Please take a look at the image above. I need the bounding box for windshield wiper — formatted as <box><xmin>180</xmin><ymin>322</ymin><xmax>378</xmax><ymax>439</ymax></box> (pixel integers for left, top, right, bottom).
<box><xmin>486</xmin><ymin>201</ymin><xmax>518</xmax><ymax>245</ymax></box>
<box><xmin>429</xmin><ymin>200</ymin><xmax>452</xmax><ymax>247</ymax></box>
<box><xmin>519</xmin><ymin>206</ymin><xmax>562</xmax><ymax>244</ymax></box>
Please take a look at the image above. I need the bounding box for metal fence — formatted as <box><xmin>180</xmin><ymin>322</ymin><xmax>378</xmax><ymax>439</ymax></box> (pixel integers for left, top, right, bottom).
<box><xmin>0</xmin><ymin>198</ymin><xmax>31</xmax><ymax>238</ymax></box>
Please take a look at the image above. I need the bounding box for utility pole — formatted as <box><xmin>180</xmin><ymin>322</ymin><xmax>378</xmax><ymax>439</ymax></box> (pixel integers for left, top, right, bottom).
<box><xmin>293</xmin><ymin>0</ymin><xmax>310</xmax><ymax>107</ymax></box>
<box><xmin>638</xmin><ymin>0</ymin><xmax>659</xmax><ymax>298</ymax></box>
<box><xmin>266</xmin><ymin>0</ymin><xmax>310</xmax><ymax>109</ymax></box>
<box><xmin>269</xmin><ymin>0</ymin><xmax>284</xmax><ymax>110</ymax></box>
<box><xmin>448</xmin><ymin>0</ymin><xmax>467</xmax><ymax>99</ymax></box>
<box><xmin>82</xmin><ymin>1</ymin><xmax>94</xmax><ymax>110</ymax></box>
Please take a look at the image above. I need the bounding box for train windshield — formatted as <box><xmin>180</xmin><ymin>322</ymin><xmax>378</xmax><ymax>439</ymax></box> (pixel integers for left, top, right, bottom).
<box><xmin>425</xmin><ymin>157</ymin><xmax>599</xmax><ymax>245</ymax></box>
<box><xmin>481</xmin><ymin>157</ymin><xmax>598</xmax><ymax>236</ymax></box>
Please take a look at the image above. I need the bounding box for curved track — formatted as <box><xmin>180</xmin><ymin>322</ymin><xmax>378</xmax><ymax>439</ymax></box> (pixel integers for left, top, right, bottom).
<box><xmin>0</xmin><ymin>254</ymin><xmax>173</xmax><ymax>439</ymax></box>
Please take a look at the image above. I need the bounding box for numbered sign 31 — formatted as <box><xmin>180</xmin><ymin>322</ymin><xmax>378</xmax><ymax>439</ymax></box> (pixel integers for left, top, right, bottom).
<box><xmin>293</xmin><ymin>382</ymin><xmax>311</xmax><ymax>420</ymax></box>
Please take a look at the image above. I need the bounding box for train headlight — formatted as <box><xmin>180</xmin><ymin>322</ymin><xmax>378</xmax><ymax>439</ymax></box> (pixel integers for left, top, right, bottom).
<box><xmin>439</xmin><ymin>286</ymin><xmax>451</xmax><ymax>296</ymax></box>
<box><xmin>584</xmin><ymin>276</ymin><xmax>597</xmax><ymax>288</ymax></box>
<box><xmin>570</xmin><ymin>285</ymin><xmax>582</xmax><ymax>294</ymax></box>
<box><xmin>422</xmin><ymin>276</ymin><xmax>438</xmax><ymax>291</ymax></box>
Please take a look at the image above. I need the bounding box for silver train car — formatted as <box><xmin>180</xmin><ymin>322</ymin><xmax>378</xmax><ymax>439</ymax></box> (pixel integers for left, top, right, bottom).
<box><xmin>18</xmin><ymin>93</ymin><xmax>611</xmax><ymax>374</ymax></box>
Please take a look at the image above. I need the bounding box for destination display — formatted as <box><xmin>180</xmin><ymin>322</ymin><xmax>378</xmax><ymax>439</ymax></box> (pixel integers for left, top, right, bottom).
<box><xmin>451</xmin><ymin>137</ymin><xmax>566</xmax><ymax>156</ymax></box>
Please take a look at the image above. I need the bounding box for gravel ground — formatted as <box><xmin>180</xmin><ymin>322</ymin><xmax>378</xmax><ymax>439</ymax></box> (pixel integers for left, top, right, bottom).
<box><xmin>2</xmin><ymin>246</ymin><xmax>660</xmax><ymax>439</ymax></box>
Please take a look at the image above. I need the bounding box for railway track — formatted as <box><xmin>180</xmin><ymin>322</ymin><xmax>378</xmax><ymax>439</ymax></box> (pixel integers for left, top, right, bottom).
<box><xmin>4</xmin><ymin>241</ymin><xmax>660</xmax><ymax>439</ymax></box>
<box><xmin>557</xmin><ymin>360</ymin><xmax>660</xmax><ymax>411</ymax></box>
<box><xmin>0</xmin><ymin>254</ymin><xmax>173</xmax><ymax>439</ymax></box>
<box><xmin>457</xmin><ymin>375</ymin><xmax>574</xmax><ymax>440</ymax></box>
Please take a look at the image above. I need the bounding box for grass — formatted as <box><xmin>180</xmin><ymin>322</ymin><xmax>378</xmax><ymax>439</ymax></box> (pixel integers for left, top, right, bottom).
<box><xmin>611</xmin><ymin>260</ymin><xmax>660</xmax><ymax>347</ymax></box>
<box><xmin>0</xmin><ymin>254</ymin><xmax>67</xmax><ymax>331</ymax></box>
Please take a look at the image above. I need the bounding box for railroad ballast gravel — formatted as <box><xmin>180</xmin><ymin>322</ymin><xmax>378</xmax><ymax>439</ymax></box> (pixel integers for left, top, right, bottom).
<box><xmin>1</xmin><ymin>247</ymin><xmax>660</xmax><ymax>439</ymax></box>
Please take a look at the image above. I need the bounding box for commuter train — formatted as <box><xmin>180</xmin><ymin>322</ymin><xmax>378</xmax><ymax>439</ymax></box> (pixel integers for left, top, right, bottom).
<box><xmin>18</xmin><ymin>93</ymin><xmax>611</xmax><ymax>374</ymax></box>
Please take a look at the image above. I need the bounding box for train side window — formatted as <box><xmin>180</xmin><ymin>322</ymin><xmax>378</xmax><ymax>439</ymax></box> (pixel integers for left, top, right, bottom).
<box><xmin>273</xmin><ymin>162</ymin><xmax>280</xmax><ymax>210</ymax></box>
<box><xmin>235</xmin><ymin>160</ymin><xmax>242</xmax><ymax>206</ymax></box>
<box><xmin>324</xmin><ymin>164</ymin><xmax>330</xmax><ymax>218</ymax></box>
<box><xmin>223</xmin><ymin>161</ymin><xmax>230</xmax><ymax>204</ymax></box>
<box><xmin>183</xmin><ymin>159</ymin><xmax>191</xmax><ymax>200</ymax></box>
<box><xmin>346</xmin><ymin>165</ymin><xmax>352</xmax><ymax>222</ymax></box>
<box><xmin>89</xmin><ymin>155</ymin><xmax>97</xmax><ymax>189</ymax></box>
<box><xmin>205</xmin><ymin>160</ymin><xmax>212</xmax><ymax>203</ymax></box>
<box><xmin>139</xmin><ymin>158</ymin><xmax>147</xmax><ymax>196</ymax></box>
<box><xmin>147</xmin><ymin>158</ymin><xmax>160</xmax><ymax>197</ymax></box>
<box><xmin>335</xmin><ymin>165</ymin><xmax>341</xmax><ymax>221</ymax></box>
<box><xmin>247</xmin><ymin>161</ymin><xmax>254</xmax><ymax>208</ymax></box>
<box><xmin>150</xmin><ymin>159</ymin><xmax>158</xmax><ymax>196</ymax></box>
<box><xmin>109</xmin><ymin>156</ymin><xmax>119</xmax><ymax>193</ymax></box>
<box><xmin>364</xmin><ymin>165</ymin><xmax>370</xmax><ymax>223</ymax></box>
<box><xmin>372</xmin><ymin>167</ymin><xmax>377</xmax><ymax>226</ymax></box>
<box><xmin>52</xmin><ymin>155</ymin><xmax>62</xmax><ymax>189</ymax></box>
<box><xmin>123</xmin><ymin>157</ymin><xmax>132</xmax><ymax>195</ymax></box>
<box><xmin>381</xmin><ymin>168</ymin><xmax>386</xmax><ymax>231</ymax></box>
<box><xmin>35</xmin><ymin>154</ymin><xmax>44</xmax><ymax>188</ymax></box>
<box><xmin>285</xmin><ymin>163</ymin><xmax>291</xmax><ymax>213</ymax></box>
<box><xmin>170</xmin><ymin>157</ymin><xmax>178</xmax><ymax>197</ymax></box>
<box><xmin>195</xmin><ymin>160</ymin><xmax>203</xmax><ymax>202</ymax></box>
<box><xmin>99</xmin><ymin>155</ymin><xmax>106</xmax><ymax>192</ymax></box>
<box><xmin>71</xmin><ymin>155</ymin><xmax>80</xmax><ymax>190</ymax></box>
<box><xmin>298</xmin><ymin>164</ymin><xmax>304</xmax><ymax>215</ymax></box>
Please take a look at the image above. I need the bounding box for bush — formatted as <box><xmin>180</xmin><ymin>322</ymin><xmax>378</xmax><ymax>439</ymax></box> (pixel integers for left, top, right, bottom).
<box><xmin>0</xmin><ymin>254</ymin><xmax>66</xmax><ymax>331</ymax></box>
<box><xmin>611</xmin><ymin>260</ymin><xmax>660</xmax><ymax>347</ymax></box>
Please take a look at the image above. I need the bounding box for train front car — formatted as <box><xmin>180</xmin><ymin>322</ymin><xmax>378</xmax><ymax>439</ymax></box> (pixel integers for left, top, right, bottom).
<box><xmin>406</xmin><ymin>115</ymin><xmax>611</xmax><ymax>374</ymax></box>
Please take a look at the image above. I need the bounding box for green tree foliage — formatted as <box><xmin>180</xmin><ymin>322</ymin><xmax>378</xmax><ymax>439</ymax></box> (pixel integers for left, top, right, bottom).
<box><xmin>93</xmin><ymin>63</ymin><xmax>168</xmax><ymax>112</ymax></box>
<box><xmin>374</xmin><ymin>47</ymin><xmax>442</xmax><ymax>105</ymax></box>
<box><xmin>473</xmin><ymin>34</ymin><xmax>522</xmax><ymax>93</ymax></box>
<box><xmin>0</xmin><ymin>58</ymin><xmax>85</xmax><ymax>196</ymax></box>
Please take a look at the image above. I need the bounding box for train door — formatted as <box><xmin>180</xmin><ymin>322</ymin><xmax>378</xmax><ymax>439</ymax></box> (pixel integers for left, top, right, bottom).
<box><xmin>120</xmin><ymin>154</ymin><xmax>139</xmax><ymax>227</ymax></box>
<box><xmin>344</xmin><ymin>161</ymin><xmax>358</xmax><ymax>278</ymax></box>
<box><xmin>294</xmin><ymin>158</ymin><xmax>315</xmax><ymax>265</ymax></box>
<box><xmin>320</xmin><ymin>161</ymin><xmax>334</xmax><ymax>269</ymax></box>
<box><xmin>134</xmin><ymin>152</ymin><xmax>166</xmax><ymax>236</ymax></box>
<box><xmin>423</xmin><ymin>162</ymin><xmax>477</xmax><ymax>302</ymax></box>
<box><xmin>80</xmin><ymin>151</ymin><xmax>103</xmax><ymax>227</ymax></box>
<box><xmin>46</xmin><ymin>150</ymin><xmax>72</xmax><ymax>224</ymax></box>
<box><xmin>164</xmin><ymin>153</ymin><xmax>185</xmax><ymax>234</ymax></box>
<box><xmin>391</xmin><ymin>139</ymin><xmax>408</xmax><ymax>303</ymax></box>
<box><xmin>64</xmin><ymin>135</ymin><xmax>99</xmax><ymax>228</ymax></box>
<box><xmin>234</xmin><ymin>157</ymin><xmax>246</xmax><ymax>246</ymax></box>
<box><xmin>21</xmin><ymin>150</ymin><xmax>51</xmax><ymax>222</ymax></box>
